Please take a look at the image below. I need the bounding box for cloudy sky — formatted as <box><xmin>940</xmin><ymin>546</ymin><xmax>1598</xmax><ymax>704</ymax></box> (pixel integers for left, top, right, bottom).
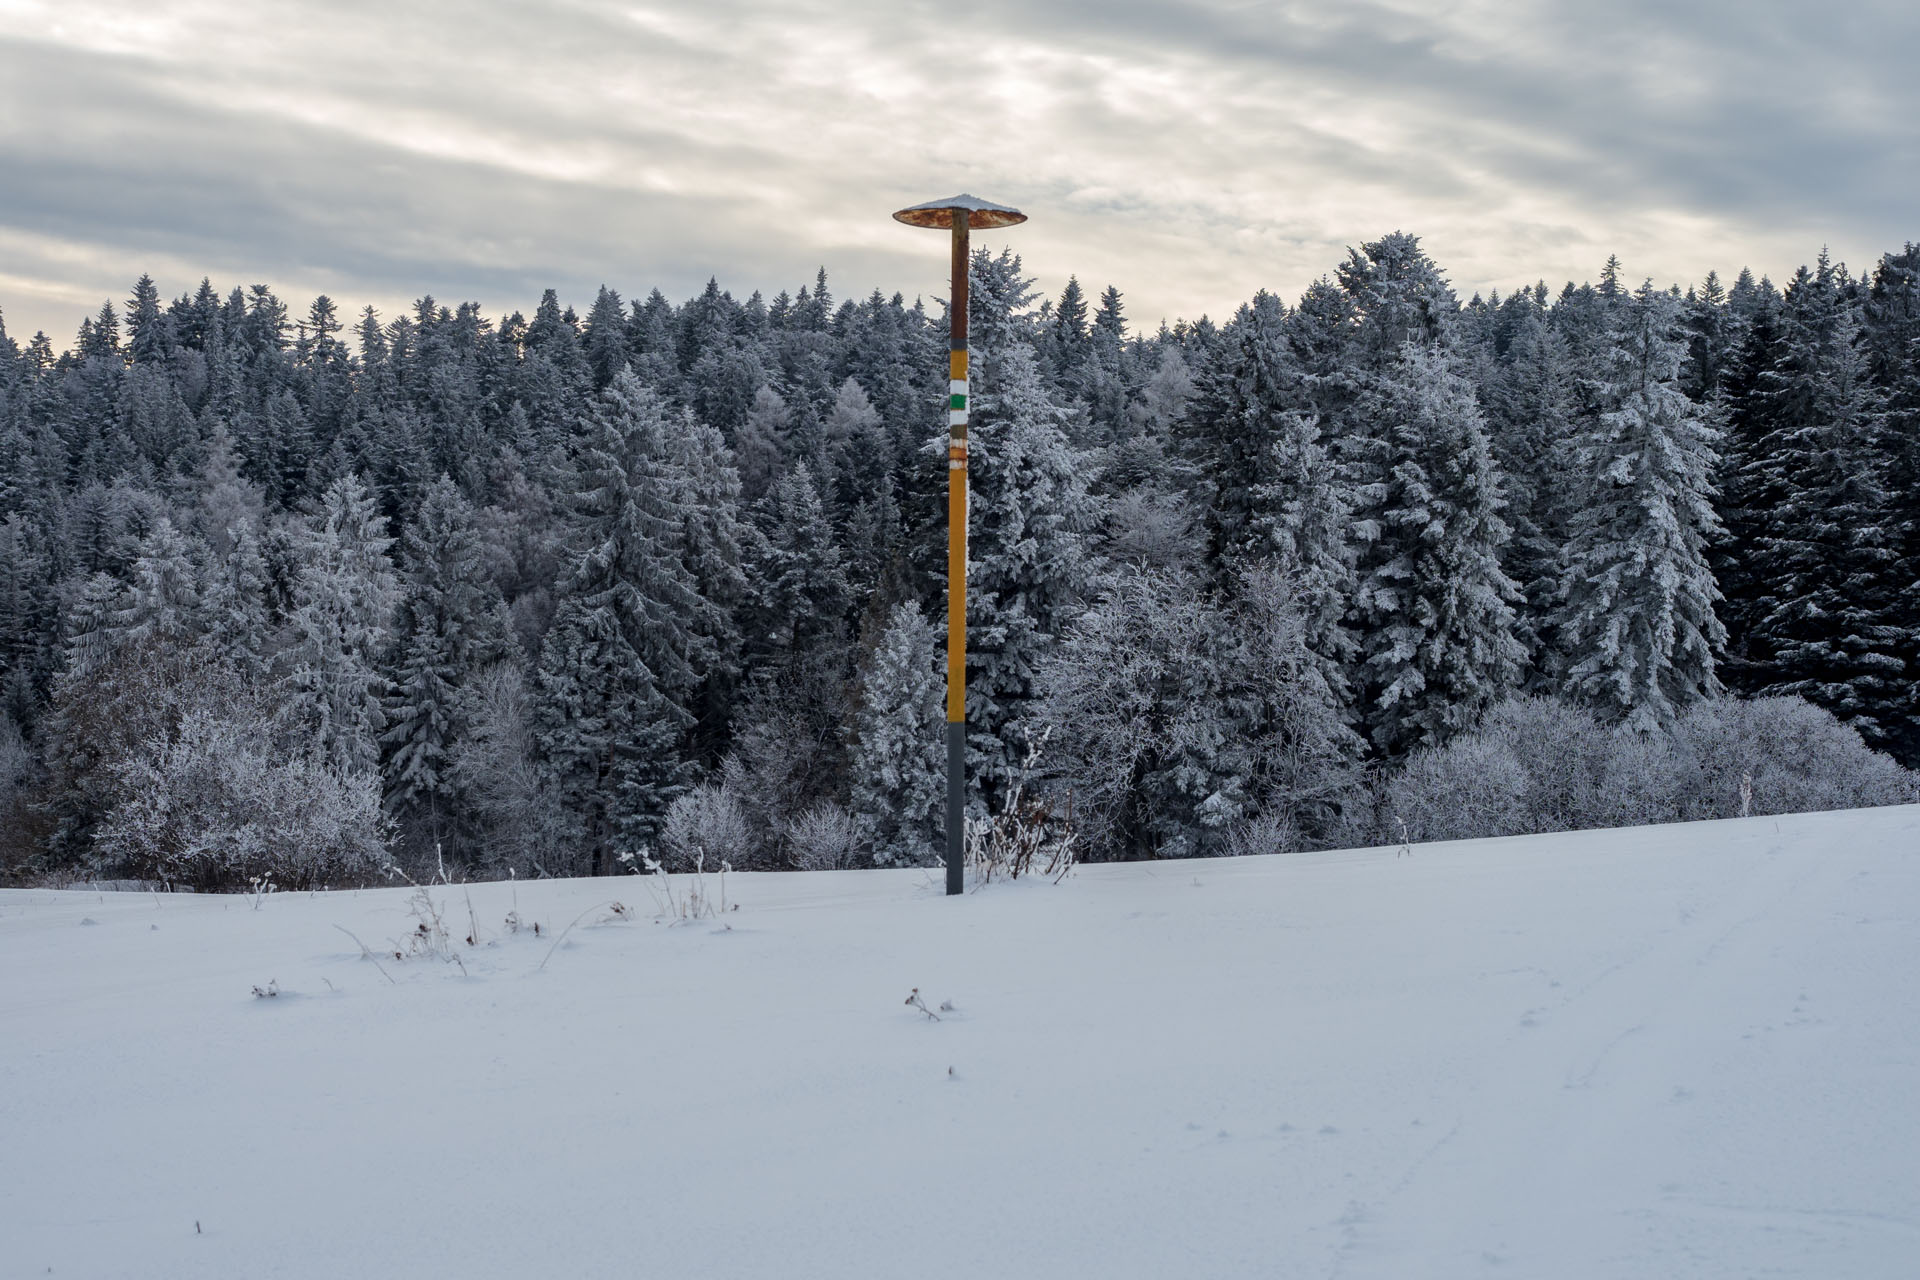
<box><xmin>2</xmin><ymin>0</ymin><xmax>1916</xmax><ymax>344</ymax></box>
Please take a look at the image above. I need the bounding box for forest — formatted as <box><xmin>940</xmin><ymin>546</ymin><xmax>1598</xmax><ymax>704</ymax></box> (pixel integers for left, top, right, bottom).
<box><xmin>1</xmin><ymin>233</ymin><xmax>1916</xmax><ymax>887</ymax></box>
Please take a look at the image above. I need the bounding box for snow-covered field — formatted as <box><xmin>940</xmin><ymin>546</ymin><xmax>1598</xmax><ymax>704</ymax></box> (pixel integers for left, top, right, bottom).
<box><xmin>4</xmin><ymin>807</ymin><xmax>1918</xmax><ymax>1280</ymax></box>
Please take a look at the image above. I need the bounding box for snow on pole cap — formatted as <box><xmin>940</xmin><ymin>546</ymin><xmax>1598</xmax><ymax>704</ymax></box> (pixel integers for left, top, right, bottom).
<box><xmin>892</xmin><ymin>194</ymin><xmax>1028</xmax><ymax>229</ymax></box>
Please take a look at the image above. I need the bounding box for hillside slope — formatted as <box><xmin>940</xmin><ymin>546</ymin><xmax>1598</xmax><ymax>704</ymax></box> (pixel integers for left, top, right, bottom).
<box><xmin>4</xmin><ymin>806</ymin><xmax>1917</xmax><ymax>1279</ymax></box>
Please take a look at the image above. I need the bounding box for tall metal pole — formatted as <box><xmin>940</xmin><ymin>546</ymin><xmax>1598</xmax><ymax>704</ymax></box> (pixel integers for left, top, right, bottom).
<box><xmin>891</xmin><ymin>194</ymin><xmax>1026</xmax><ymax>896</ymax></box>
<box><xmin>945</xmin><ymin>216</ymin><xmax>971</xmax><ymax>897</ymax></box>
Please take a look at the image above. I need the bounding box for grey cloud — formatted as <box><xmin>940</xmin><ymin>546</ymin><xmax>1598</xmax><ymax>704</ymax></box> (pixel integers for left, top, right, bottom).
<box><xmin>974</xmin><ymin>0</ymin><xmax>1919</xmax><ymax>229</ymax></box>
<box><xmin>2</xmin><ymin>0</ymin><xmax>1916</xmax><ymax>340</ymax></box>
<box><xmin>0</xmin><ymin>34</ymin><xmax>938</xmax><ymax>330</ymax></box>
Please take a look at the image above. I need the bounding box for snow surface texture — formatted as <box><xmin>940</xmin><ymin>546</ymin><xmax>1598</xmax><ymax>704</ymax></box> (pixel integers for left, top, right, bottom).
<box><xmin>4</xmin><ymin>807</ymin><xmax>1917</xmax><ymax>1279</ymax></box>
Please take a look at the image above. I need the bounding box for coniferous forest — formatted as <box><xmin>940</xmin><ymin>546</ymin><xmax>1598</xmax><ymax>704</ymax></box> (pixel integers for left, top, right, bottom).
<box><xmin>3</xmin><ymin>234</ymin><xmax>1917</xmax><ymax>888</ymax></box>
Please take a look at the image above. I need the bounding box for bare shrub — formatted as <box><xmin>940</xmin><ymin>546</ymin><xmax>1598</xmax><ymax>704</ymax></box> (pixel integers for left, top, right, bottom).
<box><xmin>1388</xmin><ymin>693</ymin><xmax>1916</xmax><ymax>847</ymax></box>
<box><xmin>449</xmin><ymin>663</ymin><xmax>577</xmax><ymax>877</ymax></box>
<box><xmin>660</xmin><ymin>780</ymin><xmax>751</xmax><ymax>870</ymax></box>
<box><xmin>784</xmin><ymin>802</ymin><xmax>867</xmax><ymax>871</ymax></box>
<box><xmin>1387</xmin><ymin>732</ymin><xmax>1531</xmax><ymax>843</ymax></box>
<box><xmin>95</xmin><ymin>700</ymin><xmax>389</xmax><ymax>890</ymax></box>
<box><xmin>1474</xmin><ymin>697</ymin><xmax>1614</xmax><ymax>834</ymax></box>
<box><xmin>1667</xmin><ymin>697</ymin><xmax>1917</xmax><ymax>819</ymax></box>
<box><xmin>723</xmin><ymin>661</ymin><xmax>850</xmax><ymax>869</ymax></box>
<box><xmin>1220</xmin><ymin>809</ymin><xmax>1301</xmax><ymax>859</ymax></box>
<box><xmin>1593</xmin><ymin>729</ymin><xmax>1685</xmax><ymax>828</ymax></box>
<box><xmin>966</xmin><ymin>736</ymin><xmax>1076</xmax><ymax>884</ymax></box>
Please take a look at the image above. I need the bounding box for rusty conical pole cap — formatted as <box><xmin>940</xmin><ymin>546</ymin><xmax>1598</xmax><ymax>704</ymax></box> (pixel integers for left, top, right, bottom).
<box><xmin>892</xmin><ymin>194</ymin><xmax>1028</xmax><ymax>230</ymax></box>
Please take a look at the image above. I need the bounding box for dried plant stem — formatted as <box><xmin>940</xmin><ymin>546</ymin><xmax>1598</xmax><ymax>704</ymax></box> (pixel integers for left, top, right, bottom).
<box><xmin>333</xmin><ymin>925</ymin><xmax>397</xmax><ymax>985</ymax></box>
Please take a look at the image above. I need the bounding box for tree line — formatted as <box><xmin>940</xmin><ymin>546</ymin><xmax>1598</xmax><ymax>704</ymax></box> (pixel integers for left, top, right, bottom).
<box><xmin>1</xmin><ymin>234</ymin><xmax>1916</xmax><ymax>886</ymax></box>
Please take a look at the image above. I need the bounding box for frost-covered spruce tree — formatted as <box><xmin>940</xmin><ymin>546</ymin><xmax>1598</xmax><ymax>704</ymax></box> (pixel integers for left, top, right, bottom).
<box><xmin>848</xmin><ymin>602</ymin><xmax>944</xmax><ymax>866</ymax></box>
<box><xmin>1881</xmin><ymin>323</ymin><xmax>1920</xmax><ymax>761</ymax></box>
<box><xmin>1710</xmin><ymin>285</ymin><xmax>1784</xmax><ymax>677</ymax></box>
<box><xmin>203</xmin><ymin>519</ymin><xmax>270</xmax><ymax>679</ymax></box>
<box><xmin>1110</xmin><ymin>344</ymin><xmax>1192</xmax><ymax>491</ymax></box>
<box><xmin>742</xmin><ymin>461</ymin><xmax>851</xmax><ymax>665</ymax></box>
<box><xmin>1034</xmin><ymin>564</ymin><xmax>1359</xmax><ymax>859</ymax></box>
<box><xmin>116</xmin><ymin>517</ymin><xmax>204</xmax><ymax>648</ymax></box>
<box><xmin>967</xmin><ymin>247</ymin><xmax>1043</xmax><ymax>371</ymax></box>
<box><xmin>1487</xmin><ymin>303</ymin><xmax>1580</xmax><ymax>669</ymax></box>
<box><xmin>1182</xmin><ymin>287</ymin><xmax>1356</xmax><ymax>695</ymax></box>
<box><xmin>665</xmin><ymin>412</ymin><xmax>748</xmax><ymax>758</ymax></box>
<box><xmin>0</xmin><ymin>514</ymin><xmax>53</xmax><ymax>726</ymax></box>
<box><xmin>734</xmin><ymin>385</ymin><xmax>790</xmax><ymax>507</ymax></box>
<box><xmin>1184</xmin><ymin>293</ymin><xmax>1307</xmax><ymax>571</ymax></box>
<box><xmin>534</xmin><ymin>373</ymin><xmax>719</xmax><ymax>867</ymax></box>
<box><xmin>1554</xmin><ymin>284</ymin><xmax>1726</xmax><ymax>730</ymax></box>
<box><xmin>383</xmin><ymin>475</ymin><xmax>512</xmax><ymax>834</ymax></box>
<box><xmin>283</xmin><ymin>473</ymin><xmax>401</xmax><ymax>776</ymax></box>
<box><xmin>1746</xmin><ymin>309</ymin><xmax>1903</xmax><ymax>743</ymax></box>
<box><xmin>821</xmin><ymin>376</ymin><xmax>890</xmax><ymax>513</ymax></box>
<box><xmin>966</xmin><ymin>342</ymin><xmax>1096</xmax><ymax>793</ymax></box>
<box><xmin>1351</xmin><ymin>344</ymin><xmax>1525</xmax><ymax>753</ymax></box>
<box><xmin>1336</xmin><ymin>231</ymin><xmax>1459</xmax><ymax>367</ymax></box>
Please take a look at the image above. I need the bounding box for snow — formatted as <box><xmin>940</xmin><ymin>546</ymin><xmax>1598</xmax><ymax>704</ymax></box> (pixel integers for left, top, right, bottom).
<box><xmin>4</xmin><ymin>806</ymin><xmax>1918</xmax><ymax>1279</ymax></box>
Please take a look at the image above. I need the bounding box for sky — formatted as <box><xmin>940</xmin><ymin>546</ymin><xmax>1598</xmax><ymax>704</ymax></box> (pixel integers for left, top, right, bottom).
<box><xmin>2</xmin><ymin>0</ymin><xmax>1917</xmax><ymax>346</ymax></box>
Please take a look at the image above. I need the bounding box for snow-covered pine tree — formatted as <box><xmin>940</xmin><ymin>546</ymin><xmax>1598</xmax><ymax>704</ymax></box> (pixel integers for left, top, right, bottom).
<box><xmin>742</xmin><ymin>460</ymin><xmax>852</xmax><ymax>666</ymax></box>
<box><xmin>965</xmin><ymin>342</ymin><xmax>1096</xmax><ymax>794</ymax></box>
<box><xmin>382</xmin><ymin>475</ymin><xmax>513</xmax><ymax>841</ymax></box>
<box><xmin>1336</xmin><ymin>232</ymin><xmax>1458</xmax><ymax>368</ymax></box>
<box><xmin>1182</xmin><ymin>290</ymin><xmax>1355</xmax><ymax>687</ymax></box>
<box><xmin>1487</xmin><ymin>301</ymin><xmax>1580</xmax><ymax>672</ymax></box>
<box><xmin>1745</xmin><ymin>308</ymin><xmax>1904</xmax><ymax>745</ymax></box>
<box><xmin>1709</xmin><ymin>283</ymin><xmax>1783</xmax><ymax>682</ymax></box>
<box><xmin>967</xmin><ymin>247</ymin><xmax>1042</xmax><ymax>378</ymax></box>
<box><xmin>1351</xmin><ymin>344</ymin><xmax>1525</xmax><ymax>753</ymax></box>
<box><xmin>283</xmin><ymin>473</ymin><xmax>401</xmax><ymax>777</ymax></box>
<box><xmin>203</xmin><ymin>518</ymin><xmax>270</xmax><ymax>679</ymax></box>
<box><xmin>821</xmin><ymin>376</ymin><xmax>890</xmax><ymax>514</ymax></box>
<box><xmin>663</xmin><ymin>412</ymin><xmax>748</xmax><ymax>762</ymax></box>
<box><xmin>116</xmin><ymin>517</ymin><xmax>204</xmax><ymax>647</ymax></box>
<box><xmin>582</xmin><ymin>285</ymin><xmax>628</xmax><ymax>389</ymax></box>
<box><xmin>847</xmin><ymin>601</ymin><xmax>944</xmax><ymax>866</ymax></box>
<box><xmin>1554</xmin><ymin>284</ymin><xmax>1726</xmax><ymax>730</ymax></box>
<box><xmin>1182</xmin><ymin>291</ymin><xmax>1304</xmax><ymax>573</ymax></box>
<box><xmin>734</xmin><ymin>385</ymin><xmax>790</xmax><ymax>506</ymax></box>
<box><xmin>0</xmin><ymin>514</ymin><xmax>53</xmax><ymax>727</ymax></box>
<box><xmin>533</xmin><ymin>373</ymin><xmax>719</xmax><ymax>866</ymax></box>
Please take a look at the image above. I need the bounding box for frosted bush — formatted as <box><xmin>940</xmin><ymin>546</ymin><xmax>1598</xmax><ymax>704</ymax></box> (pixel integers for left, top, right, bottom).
<box><xmin>94</xmin><ymin>704</ymin><xmax>388</xmax><ymax>890</ymax></box>
<box><xmin>1221</xmin><ymin>810</ymin><xmax>1301</xmax><ymax>859</ymax></box>
<box><xmin>1474</xmin><ymin>697</ymin><xmax>1614</xmax><ymax>834</ymax></box>
<box><xmin>1387</xmin><ymin>697</ymin><xmax>1614</xmax><ymax>843</ymax></box>
<box><xmin>1593</xmin><ymin>730</ymin><xmax>1685</xmax><ymax>828</ymax></box>
<box><xmin>1668</xmin><ymin>697</ymin><xmax>1917</xmax><ymax>819</ymax></box>
<box><xmin>1387</xmin><ymin>694</ymin><xmax>1916</xmax><ymax>846</ymax></box>
<box><xmin>660</xmin><ymin>781</ymin><xmax>750</xmax><ymax>871</ymax></box>
<box><xmin>784</xmin><ymin>802</ymin><xmax>867</xmax><ymax>871</ymax></box>
<box><xmin>1387</xmin><ymin>732</ymin><xmax>1530</xmax><ymax>843</ymax></box>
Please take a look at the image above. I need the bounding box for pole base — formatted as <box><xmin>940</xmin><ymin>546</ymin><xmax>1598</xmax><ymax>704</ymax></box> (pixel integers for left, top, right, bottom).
<box><xmin>946</xmin><ymin>721</ymin><xmax>965</xmax><ymax>896</ymax></box>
